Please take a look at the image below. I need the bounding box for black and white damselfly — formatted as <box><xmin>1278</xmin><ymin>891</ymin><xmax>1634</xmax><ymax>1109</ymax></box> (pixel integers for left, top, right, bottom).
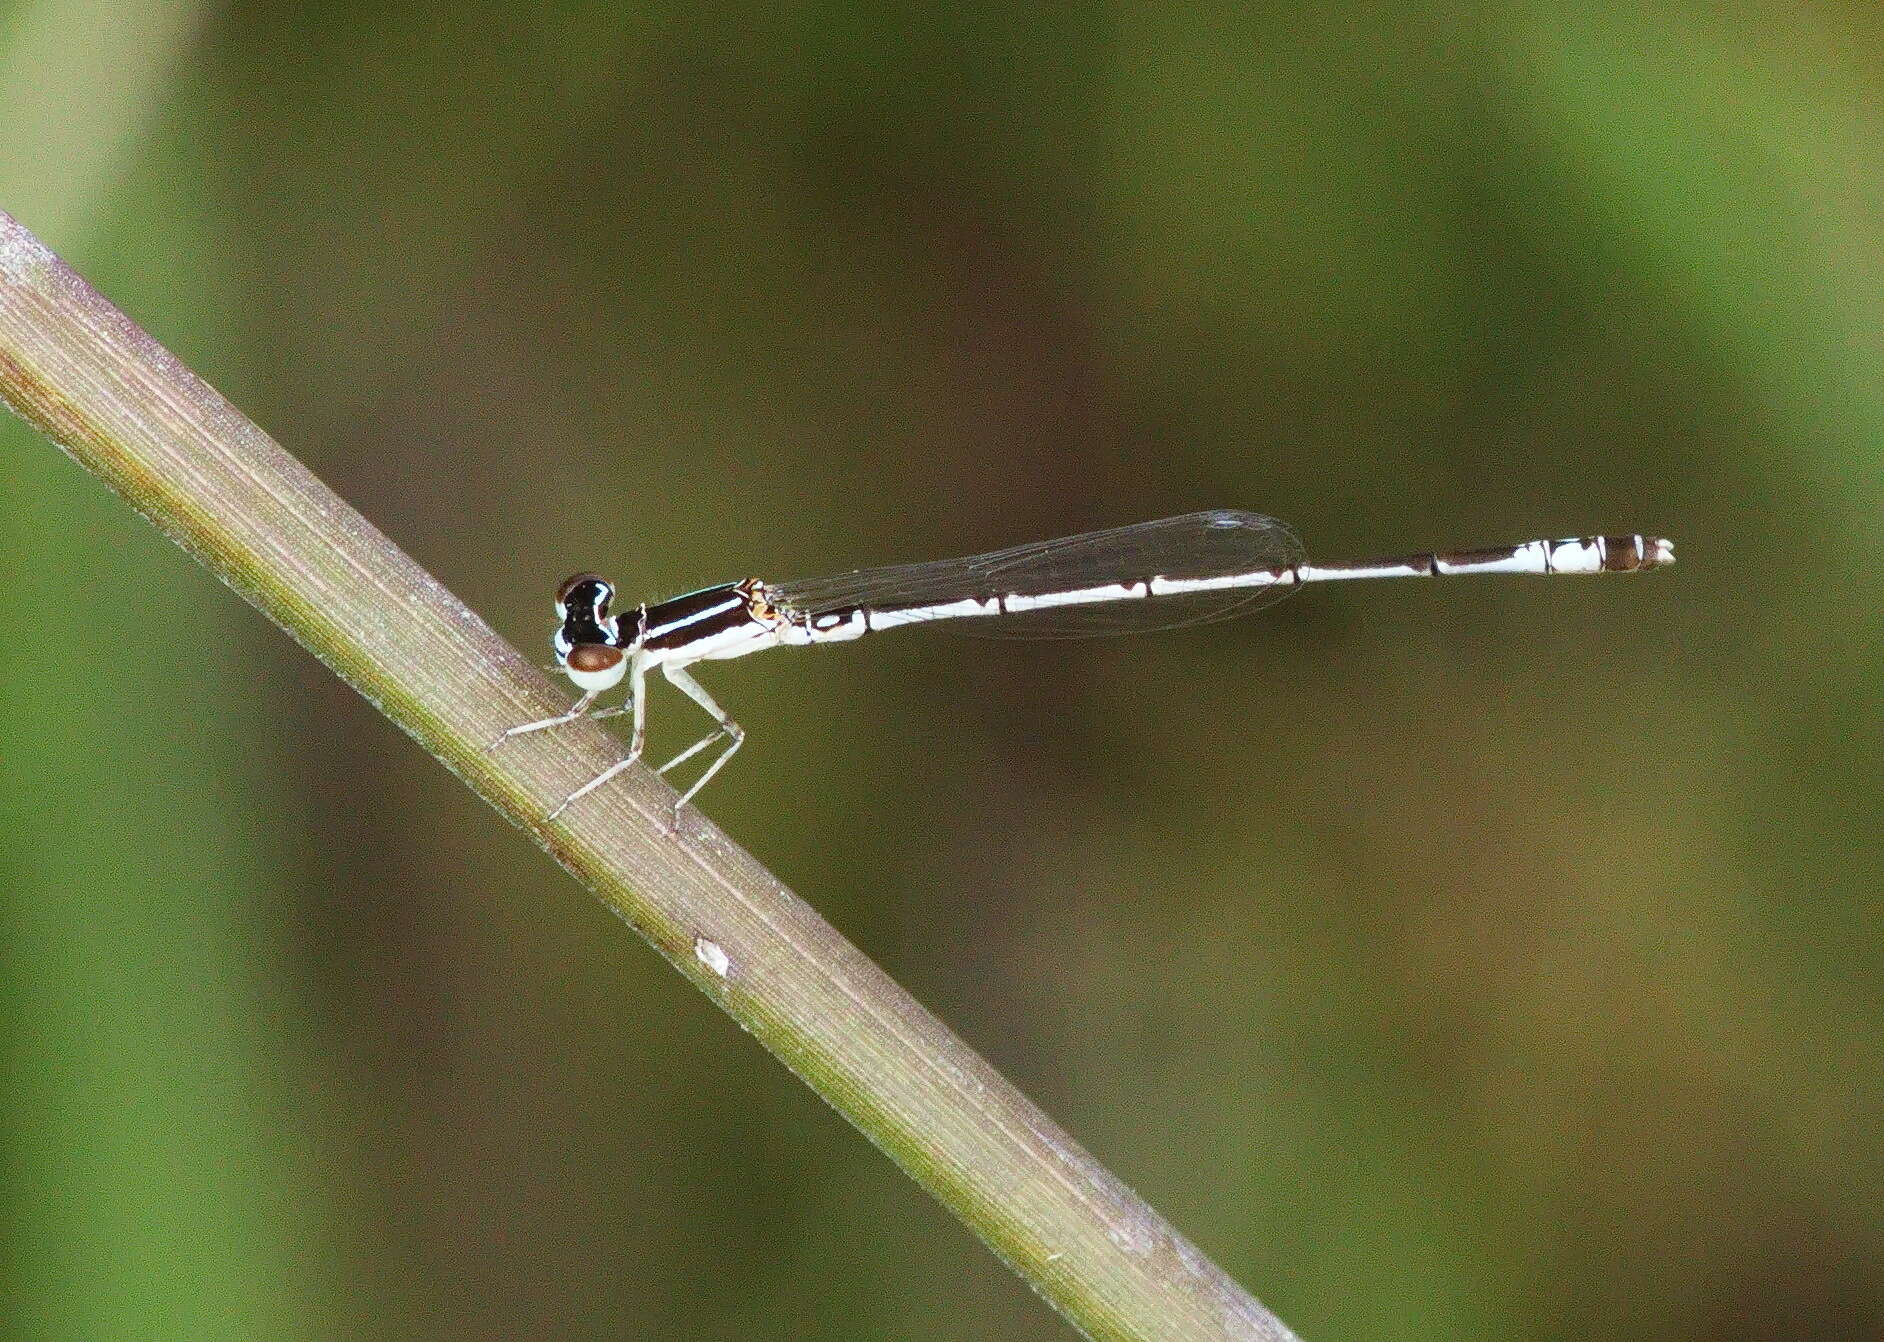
<box><xmin>496</xmin><ymin>510</ymin><xmax>1674</xmax><ymax>819</ymax></box>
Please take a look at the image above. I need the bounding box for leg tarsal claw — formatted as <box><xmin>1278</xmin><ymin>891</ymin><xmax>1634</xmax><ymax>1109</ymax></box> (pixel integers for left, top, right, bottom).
<box><xmin>488</xmin><ymin>691</ymin><xmax>600</xmax><ymax>752</ymax></box>
<box><xmin>547</xmin><ymin>750</ymin><xmax>641</xmax><ymax>822</ymax></box>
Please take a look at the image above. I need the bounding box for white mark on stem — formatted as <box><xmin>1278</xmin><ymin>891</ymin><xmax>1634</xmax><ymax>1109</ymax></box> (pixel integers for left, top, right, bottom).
<box><xmin>694</xmin><ymin>936</ymin><xmax>731</xmax><ymax>978</ymax></box>
<box><xmin>0</xmin><ymin>214</ymin><xmax>49</xmax><ymax>282</ymax></box>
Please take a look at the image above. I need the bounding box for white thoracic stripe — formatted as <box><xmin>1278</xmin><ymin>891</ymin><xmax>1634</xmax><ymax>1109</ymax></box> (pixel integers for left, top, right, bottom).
<box><xmin>654</xmin><ymin>620</ymin><xmax>778</xmax><ymax>663</ymax></box>
<box><xmin>648</xmin><ymin>593</ymin><xmax>746</xmax><ymax>639</ymax></box>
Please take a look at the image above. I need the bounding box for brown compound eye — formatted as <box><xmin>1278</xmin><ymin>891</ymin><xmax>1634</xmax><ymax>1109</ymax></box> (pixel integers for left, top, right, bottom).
<box><xmin>562</xmin><ymin>641</ymin><xmax>628</xmax><ymax>692</ymax></box>
<box><xmin>565</xmin><ymin>643</ymin><xmax>623</xmax><ymax>675</ymax></box>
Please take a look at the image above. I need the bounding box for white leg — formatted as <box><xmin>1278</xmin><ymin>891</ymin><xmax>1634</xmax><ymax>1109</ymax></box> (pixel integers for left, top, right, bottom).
<box><xmin>547</xmin><ymin>754</ymin><xmax>635</xmax><ymax>820</ymax></box>
<box><xmin>626</xmin><ymin>658</ymin><xmax>649</xmax><ymax>761</ymax></box>
<box><xmin>659</xmin><ymin>664</ymin><xmax>744</xmax><ymax>816</ymax></box>
<box><xmin>584</xmin><ymin>686</ymin><xmax>644</xmax><ymax>727</ymax></box>
<box><xmin>655</xmin><ymin>729</ymin><xmax>724</xmax><ymax>777</ymax></box>
<box><xmin>548</xmin><ymin>660</ymin><xmax>649</xmax><ymax>821</ymax></box>
<box><xmin>487</xmin><ymin>689</ymin><xmax>598</xmax><ymax>751</ymax></box>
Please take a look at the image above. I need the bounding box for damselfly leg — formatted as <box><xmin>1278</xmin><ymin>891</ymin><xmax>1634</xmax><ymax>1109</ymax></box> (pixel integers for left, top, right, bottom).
<box><xmin>487</xmin><ymin>689</ymin><xmax>600</xmax><ymax>751</ymax></box>
<box><xmin>656</xmin><ymin>665</ymin><xmax>746</xmax><ymax>815</ymax></box>
<box><xmin>542</xmin><ymin>661</ymin><xmax>650</xmax><ymax>821</ymax></box>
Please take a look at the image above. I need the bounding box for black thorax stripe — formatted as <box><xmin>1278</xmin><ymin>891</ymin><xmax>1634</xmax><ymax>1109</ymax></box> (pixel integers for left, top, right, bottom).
<box><xmin>641</xmin><ymin>583</ymin><xmax>757</xmax><ymax>651</ymax></box>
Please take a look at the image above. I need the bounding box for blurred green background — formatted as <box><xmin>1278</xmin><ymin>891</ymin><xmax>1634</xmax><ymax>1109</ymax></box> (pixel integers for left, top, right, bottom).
<box><xmin>2</xmin><ymin>2</ymin><xmax>1879</xmax><ymax>1338</ymax></box>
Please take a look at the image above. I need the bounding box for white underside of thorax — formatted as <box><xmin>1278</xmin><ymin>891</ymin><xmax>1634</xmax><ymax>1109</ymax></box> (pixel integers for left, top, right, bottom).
<box><xmin>639</xmin><ymin>619</ymin><xmax>785</xmax><ymax>667</ymax></box>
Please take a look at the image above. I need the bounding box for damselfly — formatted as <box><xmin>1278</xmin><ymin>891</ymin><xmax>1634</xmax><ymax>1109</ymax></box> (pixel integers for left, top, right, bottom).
<box><xmin>496</xmin><ymin>510</ymin><xmax>1674</xmax><ymax>819</ymax></box>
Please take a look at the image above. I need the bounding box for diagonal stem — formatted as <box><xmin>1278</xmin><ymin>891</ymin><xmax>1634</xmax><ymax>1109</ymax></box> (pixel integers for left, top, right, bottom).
<box><xmin>0</xmin><ymin>210</ymin><xmax>1300</xmax><ymax>1342</ymax></box>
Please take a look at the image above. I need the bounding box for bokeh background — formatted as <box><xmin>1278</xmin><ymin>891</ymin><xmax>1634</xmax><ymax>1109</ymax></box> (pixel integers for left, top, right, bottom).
<box><xmin>2</xmin><ymin>3</ymin><xmax>1879</xmax><ymax>1339</ymax></box>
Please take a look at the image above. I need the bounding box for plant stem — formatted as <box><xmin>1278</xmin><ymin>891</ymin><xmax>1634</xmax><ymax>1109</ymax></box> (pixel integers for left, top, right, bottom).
<box><xmin>0</xmin><ymin>210</ymin><xmax>1300</xmax><ymax>1342</ymax></box>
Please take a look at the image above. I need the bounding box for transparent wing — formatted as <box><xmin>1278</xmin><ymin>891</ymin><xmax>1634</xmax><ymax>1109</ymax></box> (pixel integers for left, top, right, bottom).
<box><xmin>767</xmin><ymin>510</ymin><xmax>1307</xmax><ymax>638</ymax></box>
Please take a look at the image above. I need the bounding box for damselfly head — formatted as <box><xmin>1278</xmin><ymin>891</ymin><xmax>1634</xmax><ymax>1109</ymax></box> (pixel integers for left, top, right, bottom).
<box><xmin>556</xmin><ymin>573</ymin><xmax>614</xmax><ymax>619</ymax></box>
<box><xmin>552</xmin><ymin>571</ymin><xmax>623</xmax><ymax>664</ymax></box>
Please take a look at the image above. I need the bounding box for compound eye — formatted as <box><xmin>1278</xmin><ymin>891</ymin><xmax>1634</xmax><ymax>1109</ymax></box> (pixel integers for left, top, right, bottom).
<box><xmin>556</xmin><ymin>572</ymin><xmax>612</xmax><ymax>614</ymax></box>
<box><xmin>563</xmin><ymin>642</ymin><xmax>627</xmax><ymax>691</ymax></box>
<box><xmin>566</xmin><ymin>643</ymin><xmax>620</xmax><ymax>673</ymax></box>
